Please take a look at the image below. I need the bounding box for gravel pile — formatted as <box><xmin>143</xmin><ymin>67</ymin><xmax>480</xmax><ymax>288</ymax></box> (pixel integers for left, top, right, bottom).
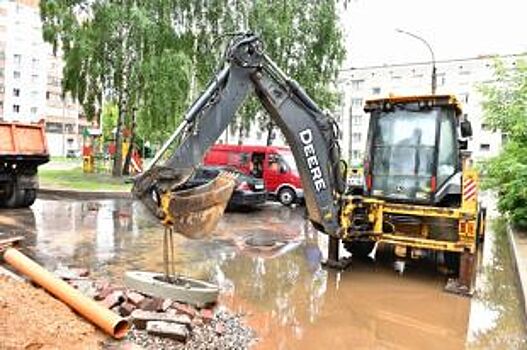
<box><xmin>128</xmin><ymin>309</ymin><xmax>255</xmax><ymax>350</ymax></box>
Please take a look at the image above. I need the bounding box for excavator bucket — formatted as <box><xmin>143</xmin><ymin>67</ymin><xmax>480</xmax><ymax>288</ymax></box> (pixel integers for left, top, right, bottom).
<box><xmin>161</xmin><ymin>172</ymin><xmax>236</xmax><ymax>239</ymax></box>
<box><xmin>132</xmin><ymin>168</ymin><xmax>236</xmax><ymax>239</ymax></box>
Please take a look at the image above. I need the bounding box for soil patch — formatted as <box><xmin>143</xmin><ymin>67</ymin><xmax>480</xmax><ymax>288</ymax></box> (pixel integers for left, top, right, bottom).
<box><xmin>0</xmin><ymin>276</ymin><xmax>104</xmax><ymax>349</ymax></box>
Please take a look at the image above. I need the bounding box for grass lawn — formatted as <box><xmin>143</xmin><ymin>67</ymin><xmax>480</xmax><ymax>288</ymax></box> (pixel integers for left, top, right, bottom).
<box><xmin>39</xmin><ymin>167</ymin><xmax>132</xmax><ymax>192</ymax></box>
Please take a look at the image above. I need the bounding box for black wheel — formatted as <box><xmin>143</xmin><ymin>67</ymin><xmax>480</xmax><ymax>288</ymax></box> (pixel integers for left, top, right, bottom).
<box><xmin>2</xmin><ymin>183</ymin><xmax>22</xmax><ymax>209</ymax></box>
<box><xmin>277</xmin><ymin>187</ymin><xmax>295</xmax><ymax>206</ymax></box>
<box><xmin>444</xmin><ymin>251</ymin><xmax>461</xmax><ymax>275</ymax></box>
<box><xmin>21</xmin><ymin>189</ymin><xmax>37</xmax><ymax>207</ymax></box>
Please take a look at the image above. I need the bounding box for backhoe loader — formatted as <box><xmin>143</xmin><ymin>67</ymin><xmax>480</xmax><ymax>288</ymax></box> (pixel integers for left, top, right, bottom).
<box><xmin>132</xmin><ymin>33</ymin><xmax>485</xmax><ymax>293</ymax></box>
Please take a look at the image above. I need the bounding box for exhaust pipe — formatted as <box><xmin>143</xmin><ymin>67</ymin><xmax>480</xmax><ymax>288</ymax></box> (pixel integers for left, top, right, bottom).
<box><xmin>3</xmin><ymin>248</ymin><xmax>129</xmax><ymax>339</ymax></box>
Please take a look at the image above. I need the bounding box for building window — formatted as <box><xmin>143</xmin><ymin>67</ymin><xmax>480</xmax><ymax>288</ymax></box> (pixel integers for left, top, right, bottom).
<box><xmin>13</xmin><ymin>54</ymin><xmax>21</xmax><ymax>66</ymax></box>
<box><xmin>352</xmin><ymin>115</ymin><xmax>362</xmax><ymax>126</ymax></box>
<box><xmin>351</xmin><ymin>79</ymin><xmax>364</xmax><ymax>91</ymax></box>
<box><xmin>13</xmin><ymin>71</ymin><xmax>21</xmax><ymax>79</ymax></box>
<box><xmin>372</xmin><ymin>87</ymin><xmax>381</xmax><ymax>95</ymax></box>
<box><xmin>352</xmin><ymin>150</ymin><xmax>361</xmax><ymax>160</ymax></box>
<box><xmin>31</xmin><ymin>74</ymin><xmax>38</xmax><ymax>83</ymax></box>
<box><xmin>30</xmin><ymin>107</ymin><xmax>37</xmax><ymax>114</ymax></box>
<box><xmin>352</xmin><ymin>132</ymin><xmax>362</xmax><ymax>143</ymax></box>
<box><xmin>65</xmin><ymin>123</ymin><xmax>75</xmax><ymax>133</ymax></box>
<box><xmin>459</xmin><ymin>93</ymin><xmax>469</xmax><ymax>104</ymax></box>
<box><xmin>46</xmin><ymin>91</ymin><xmax>51</xmax><ymax>100</ymax></box>
<box><xmin>13</xmin><ymin>105</ymin><xmax>20</xmax><ymax>113</ymax></box>
<box><xmin>351</xmin><ymin>98</ymin><xmax>363</xmax><ymax>108</ymax></box>
<box><xmin>45</xmin><ymin>122</ymin><xmax>63</xmax><ymax>133</ymax></box>
<box><xmin>13</xmin><ymin>88</ymin><xmax>20</xmax><ymax>97</ymax></box>
<box><xmin>480</xmin><ymin>144</ymin><xmax>490</xmax><ymax>152</ymax></box>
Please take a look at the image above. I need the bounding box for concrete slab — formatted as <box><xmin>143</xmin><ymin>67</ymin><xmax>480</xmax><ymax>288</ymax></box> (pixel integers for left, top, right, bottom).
<box><xmin>124</xmin><ymin>271</ymin><xmax>219</xmax><ymax>307</ymax></box>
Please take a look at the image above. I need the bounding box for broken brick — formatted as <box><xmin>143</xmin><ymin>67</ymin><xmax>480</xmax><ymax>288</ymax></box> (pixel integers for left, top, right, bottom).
<box><xmin>118</xmin><ymin>302</ymin><xmax>136</xmax><ymax>317</ymax></box>
<box><xmin>159</xmin><ymin>298</ymin><xmax>173</xmax><ymax>312</ymax></box>
<box><xmin>131</xmin><ymin>310</ymin><xmax>192</xmax><ymax>330</ymax></box>
<box><xmin>146</xmin><ymin>321</ymin><xmax>188</xmax><ymax>341</ymax></box>
<box><xmin>173</xmin><ymin>302</ymin><xmax>197</xmax><ymax>317</ymax></box>
<box><xmin>200</xmin><ymin>308</ymin><xmax>214</xmax><ymax>322</ymax></box>
<box><xmin>126</xmin><ymin>291</ymin><xmax>145</xmax><ymax>306</ymax></box>
<box><xmin>100</xmin><ymin>290</ymin><xmax>125</xmax><ymax>309</ymax></box>
<box><xmin>140</xmin><ymin>297</ymin><xmax>164</xmax><ymax>312</ymax></box>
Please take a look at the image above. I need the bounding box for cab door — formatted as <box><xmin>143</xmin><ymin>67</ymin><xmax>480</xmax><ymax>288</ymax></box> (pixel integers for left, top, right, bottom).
<box><xmin>263</xmin><ymin>152</ymin><xmax>283</xmax><ymax>193</ymax></box>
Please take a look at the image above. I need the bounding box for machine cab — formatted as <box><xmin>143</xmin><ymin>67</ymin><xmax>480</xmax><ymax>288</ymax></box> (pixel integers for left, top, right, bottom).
<box><xmin>363</xmin><ymin>95</ymin><xmax>469</xmax><ymax>204</ymax></box>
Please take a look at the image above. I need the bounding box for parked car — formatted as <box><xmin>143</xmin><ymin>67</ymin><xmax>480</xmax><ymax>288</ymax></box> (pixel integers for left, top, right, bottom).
<box><xmin>188</xmin><ymin>166</ymin><xmax>267</xmax><ymax>209</ymax></box>
<box><xmin>203</xmin><ymin>144</ymin><xmax>303</xmax><ymax>206</ymax></box>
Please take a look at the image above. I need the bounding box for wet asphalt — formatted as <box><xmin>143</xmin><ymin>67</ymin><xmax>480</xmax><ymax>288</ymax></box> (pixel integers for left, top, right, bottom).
<box><xmin>0</xmin><ymin>198</ymin><xmax>525</xmax><ymax>349</ymax></box>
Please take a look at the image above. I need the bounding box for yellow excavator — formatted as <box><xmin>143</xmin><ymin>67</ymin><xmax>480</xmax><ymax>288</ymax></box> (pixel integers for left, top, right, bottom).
<box><xmin>132</xmin><ymin>33</ymin><xmax>485</xmax><ymax>294</ymax></box>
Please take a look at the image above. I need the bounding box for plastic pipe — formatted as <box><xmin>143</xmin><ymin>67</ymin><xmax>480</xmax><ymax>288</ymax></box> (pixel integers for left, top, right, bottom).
<box><xmin>3</xmin><ymin>248</ymin><xmax>129</xmax><ymax>339</ymax></box>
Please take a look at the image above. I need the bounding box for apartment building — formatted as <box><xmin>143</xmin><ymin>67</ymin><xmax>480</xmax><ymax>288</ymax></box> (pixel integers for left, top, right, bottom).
<box><xmin>338</xmin><ymin>53</ymin><xmax>526</xmax><ymax>165</ymax></box>
<box><xmin>0</xmin><ymin>0</ymin><xmax>85</xmax><ymax>156</ymax></box>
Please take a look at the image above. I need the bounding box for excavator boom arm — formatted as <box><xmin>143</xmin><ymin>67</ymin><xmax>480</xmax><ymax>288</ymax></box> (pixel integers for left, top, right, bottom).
<box><xmin>133</xmin><ymin>34</ymin><xmax>344</xmax><ymax>236</ymax></box>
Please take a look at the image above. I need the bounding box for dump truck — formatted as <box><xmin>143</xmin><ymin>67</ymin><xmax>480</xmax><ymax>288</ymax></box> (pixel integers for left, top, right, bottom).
<box><xmin>0</xmin><ymin>121</ymin><xmax>49</xmax><ymax>208</ymax></box>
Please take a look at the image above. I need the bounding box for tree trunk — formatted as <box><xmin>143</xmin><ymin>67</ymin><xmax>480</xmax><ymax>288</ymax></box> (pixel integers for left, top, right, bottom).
<box><xmin>122</xmin><ymin>109</ymin><xmax>136</xmax><ymax>176</ymax></box>
<box><xmin>112</xmin><ymin>96</ymin><xmax>124</xmax><ymax>177</ymax></box>
<box><xmin>266</xmin><ymin>122</ymin><xmax>274</xmax><ymax>146</ymax></box>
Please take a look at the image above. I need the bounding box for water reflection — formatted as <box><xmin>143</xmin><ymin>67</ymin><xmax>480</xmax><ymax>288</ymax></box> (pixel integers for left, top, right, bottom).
<box><xmin>0</xmin><ymin>198</ymin><xmax>524</xmax><ymax>349</ymax></box>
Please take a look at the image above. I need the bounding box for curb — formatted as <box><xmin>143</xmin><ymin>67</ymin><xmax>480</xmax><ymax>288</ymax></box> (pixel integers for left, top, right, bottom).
<box><xmin>506</xmin><ymin>223</ymin><xmax>527</xmax><ymax>316</ymax></box>
<box><xmin>38</xmin><ymin>187</ymin><xmax>132</xmax><ymax>200</ymax></box>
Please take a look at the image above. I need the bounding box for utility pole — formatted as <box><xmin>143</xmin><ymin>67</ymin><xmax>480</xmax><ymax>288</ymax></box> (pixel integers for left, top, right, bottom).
<box><xmin>396</xmin><ymin>29</ymin><xmax>437</xmax><ymax>94</ymax></box>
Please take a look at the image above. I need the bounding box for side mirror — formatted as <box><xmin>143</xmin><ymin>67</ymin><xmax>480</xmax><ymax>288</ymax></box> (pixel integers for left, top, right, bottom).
<box><xmin>460</xmin><ymin>120</ymin><xmax>473</xmax><ymax>138</ymax></box>
<box><xmin>280</xmin><ymin>164</ymin><xmax>288</xmax><ymax>173</ymax></box>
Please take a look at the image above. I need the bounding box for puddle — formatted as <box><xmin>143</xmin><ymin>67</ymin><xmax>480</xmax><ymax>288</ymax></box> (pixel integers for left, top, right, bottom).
<box><xmin>466</xmin><ymin>219</ymin><xmax>527</xmax><ymax>349</ymax></box>
<box><xmin>0</xmin><ymin>198</ymin><xmax>525</xmax><ymax>349</ymax></box>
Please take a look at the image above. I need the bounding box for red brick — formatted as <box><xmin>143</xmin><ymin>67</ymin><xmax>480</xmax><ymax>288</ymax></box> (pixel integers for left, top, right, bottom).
<box><xmin>100</xmin><ymin>290</ymin><xmax>125</xmax><ymax>309</ymax></box>
<box><xmin>140</xmin><ymin>297</ymin><xmax>164</xmax><ymax>312</ymax></box>
<box><xmin>119</xmin><ymin>302</ymin><xmax>136</xmax><ymax>317</ymax></box>
<box><xmin>173</xmin><ymin>302</ymin><xmax>197</xmax><ymax>317</ymax></box>
<box><xmin>200</xmin><ymin>308</ymin><xmax>214</xmax><ymax>322</ymax></box>
<box><xmin>126</xmin><ymin>291</ymin><xmax>145</xmax><ymax>306</ymax></box>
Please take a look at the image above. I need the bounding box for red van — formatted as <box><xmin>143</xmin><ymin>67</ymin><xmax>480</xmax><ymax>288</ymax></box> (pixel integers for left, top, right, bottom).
<box><xmin>203</xmin><ymin>144</ymin><xmax>303</xmax><ymax>206</ymax></box>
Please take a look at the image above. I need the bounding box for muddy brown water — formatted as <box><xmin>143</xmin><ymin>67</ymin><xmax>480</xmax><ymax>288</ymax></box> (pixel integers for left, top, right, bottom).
<box><xmin>0</xmin><ymin>198</ymin><xmax>525</xmax><ymax>349</ymax></box>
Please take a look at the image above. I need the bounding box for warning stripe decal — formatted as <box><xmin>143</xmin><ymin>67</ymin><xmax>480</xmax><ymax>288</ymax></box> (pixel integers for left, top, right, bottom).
<box><xmin>463</xmin><ymin>178</ymin><xmax>477</xmax><ymax>201</ymax></box>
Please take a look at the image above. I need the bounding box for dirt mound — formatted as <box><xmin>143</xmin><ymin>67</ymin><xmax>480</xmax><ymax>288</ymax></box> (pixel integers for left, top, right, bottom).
<box><xmin>0</xmin><ymin>276</ymin><xmax>104</xmax><ymax>350</ymax></box>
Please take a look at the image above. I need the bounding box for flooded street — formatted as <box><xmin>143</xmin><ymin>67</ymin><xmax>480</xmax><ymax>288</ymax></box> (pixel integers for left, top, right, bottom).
<box><xmin>1</xmin><ymin>198</ymin><xmax>525</xmax><ymax>349</ymax></box>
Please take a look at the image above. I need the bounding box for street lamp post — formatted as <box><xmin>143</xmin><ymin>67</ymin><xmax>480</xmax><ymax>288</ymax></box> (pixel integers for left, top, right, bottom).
<box><xmin>396</xmin><ymin>29</ymin><xmax>437</xmax><ymax>94</ymax></box>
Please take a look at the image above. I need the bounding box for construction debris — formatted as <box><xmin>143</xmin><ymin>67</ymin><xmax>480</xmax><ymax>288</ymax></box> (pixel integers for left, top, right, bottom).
<box><xmin>56</xmin><ymin>267</ymin><xmax>256</xmax><ymax>349</ymax></box>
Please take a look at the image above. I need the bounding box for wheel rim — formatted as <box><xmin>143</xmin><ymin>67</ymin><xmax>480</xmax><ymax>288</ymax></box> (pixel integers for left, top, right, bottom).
<box><xmin>280</xmin><ymin>190</ymin><xmax>293</xmax><ymax>204</ymax></box>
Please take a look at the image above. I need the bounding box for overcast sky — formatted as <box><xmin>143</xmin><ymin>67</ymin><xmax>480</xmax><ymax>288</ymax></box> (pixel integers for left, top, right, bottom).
<box><xmin>341</xmin><ymin>0</ymin><xmax>527</xmax><ymax>68</ymax></box>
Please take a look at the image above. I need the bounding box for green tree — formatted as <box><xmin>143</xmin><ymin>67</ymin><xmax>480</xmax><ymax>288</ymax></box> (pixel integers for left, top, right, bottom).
<box><xmin>40</xmin><ymin>1</ymin><xmax>192</xmax><ymax>176</ymax></box>
<box><xmin>41</xmin><ymin>0</ymin><xmax>346</xmax><ymax>176</ymax></box>
<box><xmin>480</xmin><ymin>59</ymin><xmax>527</xmax><ymax>227</ymax></box>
